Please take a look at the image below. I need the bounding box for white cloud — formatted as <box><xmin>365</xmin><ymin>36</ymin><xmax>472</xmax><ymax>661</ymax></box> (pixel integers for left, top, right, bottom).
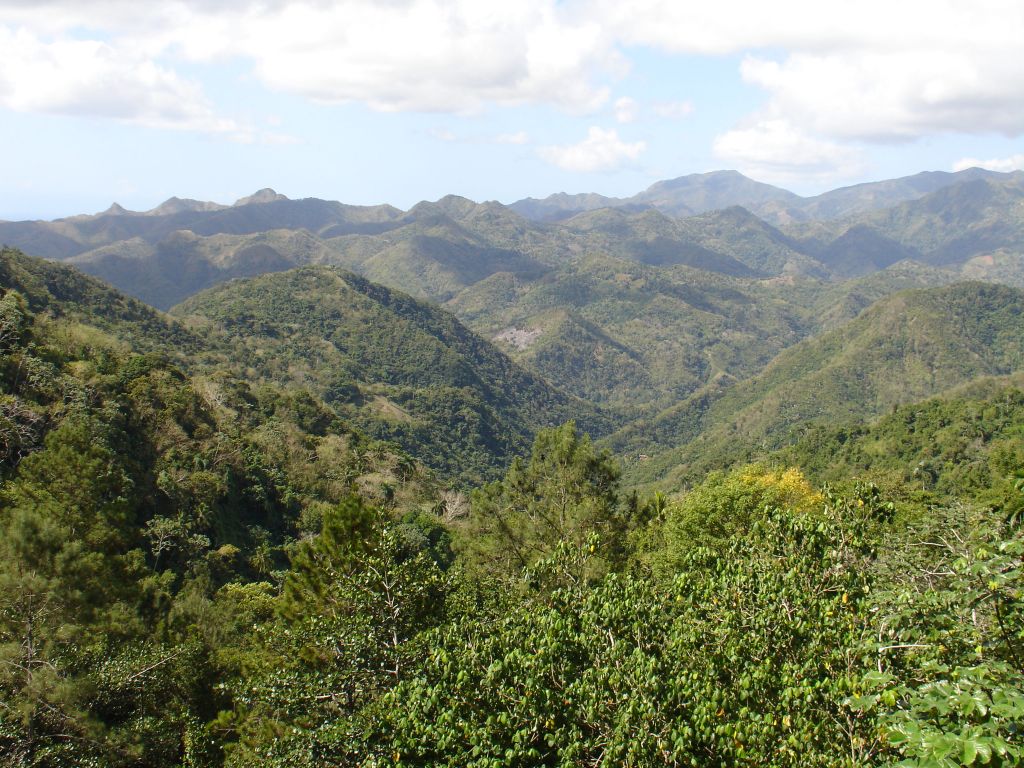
<box><xmin>539</xmin><ymin>126</ymin><xmax>645</xmax><ymax>172</ymax></box>
<box><xmin>1</xmin><ymin>0</ymin><xmax>1023</xmax><ymax>155</ymax></box>
<box><xmin>953</xmin><ymin>154</ymin><xmax>1024</xmax><ymax>173</ymax></box>
<box><xmin>614</xmin><ymin>96</ymin><xmax>637</xmax><ymax>124</ymax></box>
<box><xmin>598</xmin><ymin>0</ymin><xmax>1024</xmax><ymax>142</ymax></box>
<box><xmin>0</xmin><ymin>1</ymin><xmax>621</xmax><ymax>122</ymax></box>
<box><xmin>0</xmin><ymin>27</ymin><xmax>245</xmax><ymax>136</ymax></box>
<box><xmin>652</xmin><ymin>100</ymin><xmax>694</xmax><ymax>119</ymax></box>
<box><xmin>712</xmin><ymin>118</ymin><xmax>864</xmax><ymax>184</ymax></box>
<box><xmin>739</xmin><ymin>51</ymin><xmax>1024</xmax><ymax>142</ymax></box>
<box><xmin>218</xmin><ymin>1</ymin><xmax>618</xmax><ymax>113</ymax></box>
<box><xmin>495</xmin><ymin>131</ymin><xmax>530</xmax><ymax>145</ymax></box>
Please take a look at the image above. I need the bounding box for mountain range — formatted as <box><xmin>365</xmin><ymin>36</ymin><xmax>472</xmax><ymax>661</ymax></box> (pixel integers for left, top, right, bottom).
<box><xmin>4</xmin><ymin>166</ymin><xmax>1024</xmax><ymax>492</ymax></box>
<box><xmin>3</xmin><ymin>168</ymin><xmax>1023</xmax><ymax>312</ymax></box>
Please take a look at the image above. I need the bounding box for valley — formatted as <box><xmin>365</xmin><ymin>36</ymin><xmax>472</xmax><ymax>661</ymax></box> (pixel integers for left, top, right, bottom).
<box><xmin>2</xmin><ymin>167</ymin><xmax>1023</xmax><ymax>766</ymax></box>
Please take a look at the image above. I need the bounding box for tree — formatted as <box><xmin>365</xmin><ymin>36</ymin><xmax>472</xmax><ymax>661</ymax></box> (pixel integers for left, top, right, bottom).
<box><xmin>656</xmin><ymin>464</ymin><xmax>822</xmax><ymax>575</ymax></box>
<box><xmin>461</xmin><ymin>421</ymin><xmax>624</xmax><ymax>584</ymax></box>
<box><xmin>223</xmin><ymin>497</ymin><xmax>453</xmax><ymax>766</ymax></box>
<box><xmin>378</xmin><ymin>504</ymin><xmax>877</xmax><ymax>767</ymax></box>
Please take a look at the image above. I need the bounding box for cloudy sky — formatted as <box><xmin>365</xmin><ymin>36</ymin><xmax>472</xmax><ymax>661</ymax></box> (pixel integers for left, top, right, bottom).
<box><xmin>1</xmin><ymin>0</ymin><xmax>1022</xmax><ymax>219</ymax></box>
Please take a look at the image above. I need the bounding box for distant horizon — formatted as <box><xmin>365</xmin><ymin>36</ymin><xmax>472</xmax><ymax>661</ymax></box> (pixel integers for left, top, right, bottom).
<box><xmin>7</xmin><ymin>165</ymin><xmax>1018</xmax><ymax>223</ymax></box>
<box><xmin>2</xmin><ymin>2</ymin><xmax>1021</xmax><ymax>223</ymax></box>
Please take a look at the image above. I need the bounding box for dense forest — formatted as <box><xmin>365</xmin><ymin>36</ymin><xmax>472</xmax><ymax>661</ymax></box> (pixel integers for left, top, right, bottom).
<box><xmin>1</xmin><ymin>167</ymin><xmax>1023</xmax><ymax>768</ymax></box>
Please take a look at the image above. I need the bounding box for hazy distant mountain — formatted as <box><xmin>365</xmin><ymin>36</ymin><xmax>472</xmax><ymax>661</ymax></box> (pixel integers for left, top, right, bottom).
<box><xmin>812</xmin><ymin>225</ymin><xmax>922</xmax><ymax>278</ymax></box>
<box><xmin>557</xmin><ymin>207</ymin><xmax>763</xmax><ymax>276</ymax></box>
<box><xmin>233</xmin><ymin>187</ymin><xmax>289</xmax><ymax>206</ymax></box>
<box><xmin>790</xmin><ymin>174</ymin><xmax>1024</xmax><ymax>283</ymax></box>
<box><xmin>66</xmin><ymin>229</ymin><xmax>348</xmax><ymax>309</ymax></box>
<box><xmin>511</xmin><ymin>170</ymin><xmax>799</xmax><ymax>221</ymax></box>
<box><xmin>3</xmin><ymin>170</ymin><xmax>1024</xmax><ymax>323</ymax></box>
<box><xmin>0</xmin><ymin>190</ymin><xmax>404</xmax><ymax>260</ymax></box>
<box><xmin>507</xmin><ymin>191</ymin><xmax>636</xmax><ymax>221</ymax></box>
<box><xmin>447</xmin><ymin>252</ymin><xmax>822</xmax><ymax>410</ymax></box>
<box><xmin>674</xmin><ymin>206</ymin><xmax>826</xmax><ymax>277</ymax></box>
<box><xmin>509</xmin><ymin>167</ymin><xmax>1019</xmax><ymax>226</ymax></box>
<box><xmin>632</xmin><ymin>170</ymin><xmax>802</xmax><ymax>217</ymax></box>
<box><xmin>148</xmin><ymin>197</ymin><xmax>229</xmax><ymax>216</ymax></box>
<box><xmin>755</xmin><ymin>168</ymin><xmax>1014</xmax><ymax>224</ymax></box>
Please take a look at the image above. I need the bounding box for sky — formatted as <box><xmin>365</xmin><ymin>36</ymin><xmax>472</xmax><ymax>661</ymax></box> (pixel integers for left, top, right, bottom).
<box><xmin>1</xmin><ymin>0</ymin><xmax>1022</xmax><ymax>220</ymax></box>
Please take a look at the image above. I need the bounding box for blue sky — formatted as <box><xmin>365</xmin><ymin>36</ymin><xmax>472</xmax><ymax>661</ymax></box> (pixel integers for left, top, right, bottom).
<box><xmin>1</xmin><ymin>0</ymin><xmax>1022</xmax><ymax>220</ymax></box>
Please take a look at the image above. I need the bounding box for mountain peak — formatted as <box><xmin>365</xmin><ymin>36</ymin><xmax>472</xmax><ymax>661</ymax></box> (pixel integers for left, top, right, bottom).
<box><xmin>406</xmin><ymin>194</ymin><xmax>481</xmax><ymax>220</ymax></box>
<box><xmin>148</xmin><ymin>196</ymin><xmax>228</xmax><ymax>216</ymax></box>
<box><xmin>102</xmin><ymin>202</ymin><xmax>131</xmax><ymax>216</ymax></box>
<box><xmin>233</xmin><ymin>188</ymin><xmax>289</xmax><ymax>206</ymax></box>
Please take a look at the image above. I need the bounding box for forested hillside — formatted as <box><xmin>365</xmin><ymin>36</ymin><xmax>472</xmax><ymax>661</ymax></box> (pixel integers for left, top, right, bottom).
<box><xmin>2</xmin><ymin>166</ymin><xmax>1024</xmax><ymax>767</ymax></box>
<box><xmin>618</xmin><ymin>282</ymin><xmax>1024</xmax><ymax>489</ymax></box>
<box><xmin>173</xmin><ymin>265</ymin><xmax>606</xmax><ymax>483</ymax></box>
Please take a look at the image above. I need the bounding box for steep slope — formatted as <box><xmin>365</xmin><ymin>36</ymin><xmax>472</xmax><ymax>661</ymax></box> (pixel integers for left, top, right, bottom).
<box><xmin>866</xmin><ymin>176</ymin><xmax>1024</xmax><ymax>263</ymax></box>
<box><xmin>774</xmin><ymin>374</ymin><xmax>1024</xmax><ymax>498</ymax></box>
<box><xmin>789</xmin><ymin>175</ymin><xmax>1024</xmax><ymax>279</ymax></box>
<box><xmin>812</xmin><ymin>225</ymin><xmax>922</xmax><ymax>278</ymax></box>
<box><xmin>621</xmin><ymin>282</ymin><xmax>1024</xmax><ymax>489</ymax></box>
<box><xmin>448</xmin><ymin>253</ymin><xmax>819</xmax><ymax>410</ymax></box>
<box><xmin>558</xmin><ymin>208</ymin><xmax>763</xmax><ymax>276</ymax></box>
<box><xmin>173</xmin><ymin>266</ymin><xmax>607</xmax><ymax>482</ymax></box>
<box><xmin>674</xmin><ymin>206</ymin><xmax>825</xmax><ymax>276</ymax></box>
<box><xmin>0</xmin><ymin>247</ymin><xmax>591</xmax><ymax>484</ymax></box>
<box><xmin>67</xmin><ymin>229</ymin><xmax>347</xmax><ymax>309</ymax></box>
<box><xmin>0</xmin><ymin>246</ymin><xmax>206</xmax><ymax>358</ymax></box>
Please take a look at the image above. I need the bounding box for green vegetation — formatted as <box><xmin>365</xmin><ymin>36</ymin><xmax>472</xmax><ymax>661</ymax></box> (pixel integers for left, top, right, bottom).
<box><xmin>172</xmin><ymin>264</ymin><xmax>606</xmax><ymax>484</ymax></box>
<box><xmin>0</xmin><ymin>256</ymin><xmax>442</xmax><ymax>765</ymax></box>
<box><xmin>621</xmin><ymin>282</ymin><xmax>1024</xmax><ymax>491</ymax></box>
<box><xmin>3</xmin><ymin>165</ymin><xmax>1024</xmax><ymax>768</ymax></box>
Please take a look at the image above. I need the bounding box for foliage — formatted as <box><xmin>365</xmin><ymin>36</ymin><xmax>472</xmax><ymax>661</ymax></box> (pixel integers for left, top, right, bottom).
<box><xmin>459</xmin><ymin>421</ymin><xmax>626</xmax><ymax>583</ymax></box>
<box><xmin>656</xmin><ymin>464</ymin><xmax>822</xmax><ymax>571</ymax></box>
<box><xmin>4</xmin><ymin>240</ymin><xmax>1024</xmax><ymax>767</ymax></box>
<box><xmin>220</xmin><ymin>498</ymin><xmax>454</xmax><ymax>766</ymax></box>
<box><xmin>377</xmin><ymin>501</ymin><xmax>878</xmax><ymax>767</ymax></box>
<box><xmin>172</xmin><ymin>265</ymin><xmax>607</xmax><ymax>485</ymax></box>
<box><xmin>851</xmin><ymin>510</ymin><xmax>1024</xmax><ymax>767</ymax></box>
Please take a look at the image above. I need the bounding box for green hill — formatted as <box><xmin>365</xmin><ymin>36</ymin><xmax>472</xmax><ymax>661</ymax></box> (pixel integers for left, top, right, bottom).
<box><xmin>67</xmin><ymin>229</ymin><xmax>348</xmax><ymax>310</ymax></box>
<box><xmin>622</xmin><ymin>282</ymin><xmax>1024</xmax><ymax>489</ymax></box>
<box><xmin>774</xmin><ymin>374</ymin><xmax>1024</xmax><ymax>500</ymax></box>
<box><xmin>173</xmin><ymin>266</ymin><xmax>607</xmax><ymax>483</ymax></box>
<box><xmin>787</xmin><ymin>175</ymin><xmax>1024</xmax><ymax>282</ymax></box>
<box><xmin>0</xmin><ymin>245</ymin><xmax>206</xmax><ymax>358</ymax></box>
<box><xmin>448</xmin><ymin>253</ymin><xmax>820</xmax><ymax>410</ymax></box>
<box><xmin>0</xmin><ymin>247</ymin><xmax>596</xmax><ymax>485</ymax></box>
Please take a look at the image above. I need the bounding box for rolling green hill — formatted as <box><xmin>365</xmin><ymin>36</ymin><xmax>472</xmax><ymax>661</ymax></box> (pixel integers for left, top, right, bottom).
<box><xmin>774</xmin><ymin>374</ymin><xmax>1024</xmax><ymax>501</ymax></box>
<box><xmin>0</xmin><ymin>245</ymin><xmax>207</xmax><ymax>358</ymax></box>
<box><xmin>788</xmin><ymin>175</ymin><xmax>1024</xmax><ymax>282</ymax></box>
<box><xmin>448</xmin><ymin>253</ymin><xmax>821</xmax><ymax>410</ymax></box>
<box><xmin>0</xmin><ymin>247</ymin><xmax>597</xmax><ymax>485</ymax></box>
<box><xmin>620</xmin><ymin>282</ymin><xmax>1024</xmax><ymax>489</ymax></box>
<box><xmin>67</xmin><ymin>229</ymin><xmax>349</xmax><ymax>309</ymax></box>
<box><xmin>3</xmin><ymin>188</ymin><xmax>1024</xmax><ymax>768</ymax></box>
<box><xmin>173</xmin><ymin>266</ymin><xmax>608</xmax><ymax>483</ymax></box>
